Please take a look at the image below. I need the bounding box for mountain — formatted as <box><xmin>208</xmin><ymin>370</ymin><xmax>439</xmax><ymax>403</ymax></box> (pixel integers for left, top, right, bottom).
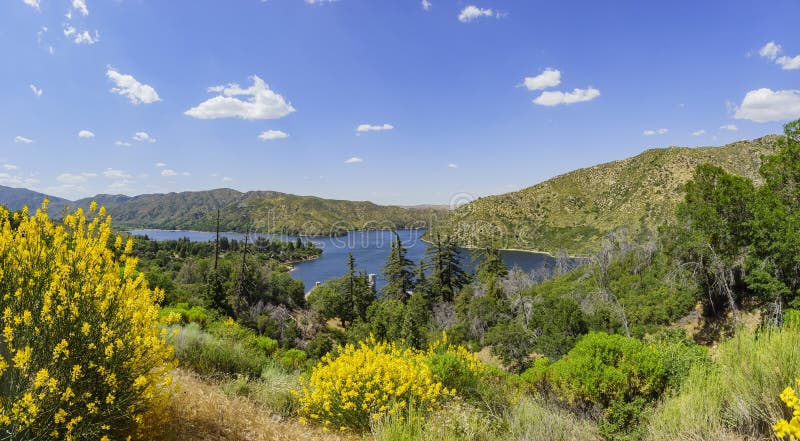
<box><xmin>71</xmin><ymin>189</ymin><xmax>445</xmax><ymax>235</ymax></box>
<box><xmin>0</xmin><ymin>185</ymin><xmax>71</xmax><ymax>214</ymax></box>
<box><xmin>432</xmin><ymin>135</ymin><xmax>782</xmax><ymax>255</ymax></box>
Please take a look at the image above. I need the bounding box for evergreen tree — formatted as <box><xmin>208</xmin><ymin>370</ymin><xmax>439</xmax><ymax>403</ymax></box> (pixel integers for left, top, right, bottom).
<box><xmin>346</xmin><ymin>253</ymin><xmax>375</xmax><ymax>323</ymax></box>
<box><xmin>426</xmin><ymin>232</ymin><xmax>471</xmax><ymax>302</ymax></box>
<box><xmin>402</xmin><ymin>293</ymin><xmax>431</xmax><ymax>349</ymax></box>
<box><xmin>381</xmin><ymin>232</ymin><xmax>415</xmax><ymax>302</ymax></box>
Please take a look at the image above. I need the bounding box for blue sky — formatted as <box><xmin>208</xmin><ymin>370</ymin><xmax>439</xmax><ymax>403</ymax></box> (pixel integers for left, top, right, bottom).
<box><xmin>1</xmin><ymin>0</ymin><xmax>799</xmax><ymax>205</ymax></box>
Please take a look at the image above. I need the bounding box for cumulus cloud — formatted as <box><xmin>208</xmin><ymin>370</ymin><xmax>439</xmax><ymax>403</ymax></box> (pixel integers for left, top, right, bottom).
<box><xmin>734</xmin><ymin>88</ymin><xmax>800</xmax><ymax>122</ymax></box>
<box><xmin>64</xmin><ymin>26</ymin><xmax>99</xmax><ymax>45</ymax></box>
<box><xmin>114</xmin><ymin>140</ymin><xmax>132</xmax><ymax>147</ymax></box>
<box><xmin>356</xmin><ymin>123</ymin><xmax>394</xmax><ymax>133</ymax></box>
<box><xmin>14</xmin><ymin>136</ymin><xmax>33</xmax><ymax>144</ymax></box>
<box><xmin>78</xmin><ymin>130</ymin><xmax>95</xmax><ymax>138</ymax></box>
<box><xmin>258</xmin><ymin>130</ymin><xmax>289</xmax><ymax>140</ymax></box>
<box><xmin>533</xmin><ymin>87</ymin><xmax>600</xmax><ymax>106</ymax></box>
<box><xmin>222</xmin><ymin>176</ymin><xmax>233</xmax><ymax>182</ymax></box>
<box><xmin>422</xmin><ymin>0</ymin><xmax>432</xmax><ymax>11</ymax></box>
<box><xmin>185</xmin><ymin>75</ymin><xmax>295</xmax><ymax>120</ymax></box>
<box><xmin>132</xmin><ymin>132</ymin><xmax>156</xmax><ymax>143</ymax></box>
<box><xmin>0</xmin><ymin>173</ymin><xmax>38</xmax><ymax>187</ymax></box>
<box><xmin>161</xmin><ymin>169</ymin><xmax>178</xmax><ymax>177</ymax></box>
<box><xmin>447</xmin><ymin>163</ymin><xmax>458</xmax><ymax>169</ymax></box>
<box><xmin>155</xmin><ymin>162</ymin><xmax>166</xmax><ymax>168</ymax></box>
<box><xmin>22</xmin><ymin>0</ymin><xmax>40</xmax><ymax>11</ymax></box>
<box><xmin>344</xmin><ymin>157</ymin><xmax>363</xmax><ymax>164</ymax></box>
<box><xmin>523</xmin><ymin>69</ymin><xmax>561</xmax><ymax>91</ymax></box>
<box><xmin>72</xmin><ymin>0</ymin><xmax>88</xmax><ymax>16</ymax></box>
<box><xmin>458</xmin><ymin>5</ymin><xmax>500</xmax><ymax>23</ymax></box>
<box><xmin>759</xmin><ymin>41</ymin><xmax>800</xmax><ymax>70</ymax></box>
<box><xmin>57</xmin><ymin>172</ymin><xmax>95</xmax><ymax>184</ymax></box>
<box><xmin>107</xmin><ymin>68</ymin><xmax>161</xmax><ymax>105</ymax></box>
<box><xmin>720</xmin><ymin>124</ymin><xmax>738</xmax><ymax>131</ymax></box>
<box><xmin>692</xmin><ymin>129</ymin><xmax>706</xmax><ymax>136</ymax></box>
<box><xmin>643</xmin><ymin>128</ymin><xmax>669</xmax><ymax>136</ymax></box>
<box><xmin>30</xmin><ymin>84</ymin><xmax>42</xmax><ymax>97</ymax></box>
<box><xmin>3</xmin><ymin>164</ymin><xmax>19</xmax><ymax>171</ymax></box>
<box><xmin>103</xmin><ymin>168</ymin><xmax>131</xmax><ymax>179</ymax></box>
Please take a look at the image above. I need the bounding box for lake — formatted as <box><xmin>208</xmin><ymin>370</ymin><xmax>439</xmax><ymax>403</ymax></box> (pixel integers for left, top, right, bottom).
<box><xmin>127</xmin><ymin>229</ymin><xmax>577</xmax><ymax>291</ymax></box>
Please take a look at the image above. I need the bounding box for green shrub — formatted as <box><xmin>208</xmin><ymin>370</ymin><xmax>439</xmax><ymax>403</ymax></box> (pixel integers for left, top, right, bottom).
<box><xmin>644</xmin><ymin>329</ymin><xmax>708</xmax><ymax>393</ymax></box>
<box><xmin>218</xmin><ymin>363</ymin><xmax>300</xmax><ymax>417</ymax></box>
<box><xmin>169</xmin><ymin>323</ymin><xmax>267</xmax><ymax>377</ymax></box>
<box><xmin>520</xmin><ymin>357</ymin><xmax>551</xmax><ymax>391</ymax></box>
<box><xmin>548</xmin><ymin>332</ymin><xmax>666</xmax><ymax>408</ymax></box>
<box><xmin>255</xmin><ymin>336</ymin><xmax>278</xmax><ymax>356</ymax></box>
<box><xmin>277</xmin><ymin>348</ymin><xmax>307</xmax><ymax>371</ymax></box>
<box><xmin>427</xmin><ymin>352</ymin><xmax>481</xmax><ymax>399</ymax></box>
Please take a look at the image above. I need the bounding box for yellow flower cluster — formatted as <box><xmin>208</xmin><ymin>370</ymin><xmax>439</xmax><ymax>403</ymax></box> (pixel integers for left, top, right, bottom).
<box><xmin>0</xmin><ymin>201</ymin><xmax>175</xmax><ymax>440</ymax></box>
<box><xmin>776</xmin><ymin>379</ymin><xmax>800</xmax><ymax>440</ymax></box>
<box><xmin>297</xmin><ymin>336</ymin><xmax>453</xmax><ymax>431</ymax></box>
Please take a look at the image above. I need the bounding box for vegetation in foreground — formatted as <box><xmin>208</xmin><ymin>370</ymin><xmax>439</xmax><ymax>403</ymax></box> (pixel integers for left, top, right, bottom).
<box><xmin>4</xmin><ymin>120</ymin><xmax>800</xmax><ymax>440</ymax></box>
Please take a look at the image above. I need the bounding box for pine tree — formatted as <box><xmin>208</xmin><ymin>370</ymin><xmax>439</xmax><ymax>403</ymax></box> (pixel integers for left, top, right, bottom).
<box><xmin>427</xmin><ymin>232</ymin><xmax>471</xmax><ymax>302</ymax></box>
<box><xmin>381</xmin><ymin>232</ymin><xmax>415</xmax><ymax>302</ymax></box>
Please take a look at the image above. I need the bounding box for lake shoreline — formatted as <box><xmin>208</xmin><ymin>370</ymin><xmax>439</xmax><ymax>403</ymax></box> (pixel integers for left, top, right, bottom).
<box><xmin>419</xmin><ymin>237</ymin><xmax>590</xmax><ymax>260</ymax></box>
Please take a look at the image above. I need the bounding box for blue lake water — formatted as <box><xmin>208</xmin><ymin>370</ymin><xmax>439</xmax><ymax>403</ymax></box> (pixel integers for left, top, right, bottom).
<box><xmin>127</xmin><ymin>229</ymin><xmax>570</xmax><ymax>291</ymax></box>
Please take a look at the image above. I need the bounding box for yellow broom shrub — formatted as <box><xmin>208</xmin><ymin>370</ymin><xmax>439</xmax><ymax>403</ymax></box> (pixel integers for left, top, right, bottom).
<box><xmin>297</xmin><ymin>336</ymin><xmax>453</xmax><ymax>431</ymax></box>
<box><xmin>0</xmin><ymin>202</ymin><xmax>175</xmax><ymax>440</ymax></box>
<box><xmin>775</xmin><ymin>378</ymin><xmax>800</xmax><ymax>440</ymax></box>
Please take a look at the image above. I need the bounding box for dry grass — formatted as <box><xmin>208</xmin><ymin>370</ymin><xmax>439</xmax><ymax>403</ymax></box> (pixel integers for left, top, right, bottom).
<box><xmin>147</xmin><ymin>369</ymin><xmax>359</xmax><ymax>441</ymax></box>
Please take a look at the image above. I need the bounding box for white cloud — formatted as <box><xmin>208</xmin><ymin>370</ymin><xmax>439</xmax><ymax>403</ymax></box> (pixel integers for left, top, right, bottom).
<box><xmin>758</xmin><ymin>41</ymin><xmax>800</xmax><ymax>70</ymax></box>
<box><xmin>14</xmin><ymin>136</ymin><xmax>33</xmax><ymax>144</ymax></box>
<box><xmin>533</xmin><ymin>87</ymin><xmax>600</xmax><ymax>106</ymax></box>
<box><xmin>64</xmin><ymin>26</ymin><xmax>99</xmax><ymax>45</ymax></box>
<box><xmin>720</xmin><ymin>124</ymin><xmax>738</xmax><ymax>131</ymax></box>
<box><xmin>72</xmin><ymin>0</ymin><xmax>88</xmax><ymax>16</ymax></box>
<box><xmin>29</xmin><ymin>84</ymin><xmax>42</xmax><ymax>97</ymax></box>
<box><xmin>734</xmin><ymin>88</ymin><xmax>800</xmax><ymax>123</ymax></box>
<box><xmin>132</xmin><ymin>132</ymin><xmax>156</xmax><ymax>143</ymax></box>
<box><xmin>222</xmin><ymin>176</ymin><xmax>233</xmax><ymax>182</ymax></box>
<box><xmin>643</xmin><ymin>128</ymin><xmax>669</xmax><ymax>136</ymax></box>
<box><xmin>523</xmin><ymin>68</ymin><xmax>561</xmax><ymax>91</ymax></box>
<box><xmin>185</xmin><ymin>75</ymin><xmax>295</xmax><ymax>120</ymax></box>
<box><xmin>106</xmin><ymin>68</ymin><xmax>161</xmax><ymax>105</ymax></box>
<box><xmin>447</xmin><ymin>163</ymin><xmax>458</xmax><ymax>169</ymax></box>
<box><xmin>78</xmin><ymin>130</ymin><xmax>95</xmax><ymax>138</ymax></box>
<box><xmin>458</xmin><ymin>5</ymin><xmax>497</xmax><ymax>23</ymax></box>
<box><xmin>258</xmin><ymin>130</ymin><xmax>289</xmax><ymax>140</ymax></box>
<box><xmin>0</xmin><ymin>173</ymin><xmax>38</xmax><ymax>187</ymax></box>
<box><xmin>759</xmin><ymin>41</ymin><xmax>781</xmax><ymax>60</ymax></box>
<box><xmin>103</xmin><ymin>168</ymin><xmax>131</xmax><ymax>179</ymax></box>
<box><xmin>777</xmin><ymin>55</ymin><xmax>800</xmax><ymax>70</ymax></box>
<box><xmin>161</xmin><ymin>169</ymin><xmax>178</xmax><ymax>177</ymax></box>
<box><xmin>22</xmin><ymin>0</ymin><xmax>39</xmax><ymax>11</ymax></box>
<box><xmin>57</xmin><ymin>172</ymin><xmax>95</xmax><ymax>184</ymax></box>
<box><xmin>356</xmin><ymin>123</ymin><xmax>394</xmax><ymax>133</ymax></box>
<box><xmin>692</xmin><ymin>129</ymin><xmax>706</xmax><ymax>136</ymax></box>
<box><xmin>3</xmin><ymin>164</ymin><xmax>19</xmax><ymax>171</ymax></box>
<box><xmin>305</xmin><ymin>0</ymin><xmax>337</xmax><ymax>4</ymax></box>
<box><xmin>114</xmin><ymin>140</ymin><xmax>132</xmax><ymax>147</ymax></box>
<box><xmin>344</xmin><ymin>157</ymin><xmax>363</xmax><ymax>164</ymax></box>
<box><xmin>155</xmin><ymin>162</ymin><xmax>166</xmax><ymax>168</ymax></box>
<box><xmin>422</xmin><ymin>0</ymin><xmax>432</xmax><ymax>11</ymax></box>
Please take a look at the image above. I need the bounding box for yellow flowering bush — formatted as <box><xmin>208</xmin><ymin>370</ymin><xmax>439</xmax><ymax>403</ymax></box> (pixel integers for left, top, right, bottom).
<box><xmin>297</xmin><ymin>336</ymin><xmax>452</xmax><ymax>431</ymax></box>
<box><xmin>0</xmin><ymin>202</ymin><xmax>175</xmax><ymax>440</ymax></box>
<box><xmin>775</xmin><ymin>378</ymin><xmax>800</xmax><ymax>440</ymax></box>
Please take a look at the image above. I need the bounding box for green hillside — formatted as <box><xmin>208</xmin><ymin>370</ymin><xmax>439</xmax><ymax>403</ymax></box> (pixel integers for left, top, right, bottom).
<box><xmin>0</xmin><ymin>185</ymin><xmax>71</xmax><ymax>214</ymax></box>
<box><xmin>74</xmin><ymin>189</ymin><xmax>443</xmax><ymax>235</ymax></box>
<box><xmin>432</xmin><ymin>135</ymin><xmax>781</xmax><ymax>255</ymax></box>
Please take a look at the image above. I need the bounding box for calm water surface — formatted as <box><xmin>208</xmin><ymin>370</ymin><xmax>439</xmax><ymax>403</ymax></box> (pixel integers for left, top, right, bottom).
<box><xmin>128</xmin><ymin>229</ymin><xmax>569</xmax><ymax>291</ymax></box>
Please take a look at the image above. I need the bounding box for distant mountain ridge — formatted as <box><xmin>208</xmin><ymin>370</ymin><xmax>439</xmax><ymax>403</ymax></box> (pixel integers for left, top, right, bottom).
<box><xmin>432</xmin><ymin>135</ymin><xmax>782</xmax><ymax>255</ymax></box>
<box><xmin>0</xmin><ymin>187</ymin><xmax>445</xmax><ymax>236</ymax></box>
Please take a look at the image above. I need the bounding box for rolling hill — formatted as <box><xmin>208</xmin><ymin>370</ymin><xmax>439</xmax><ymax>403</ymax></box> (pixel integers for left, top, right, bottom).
<box><xmin>431</xmin><ymin>135</ymin><xmax>782</xmax><ymax>255</ymax></box>
<box><xmin>0</xmin><ymin>187</ymin><xmax>445</xmax><ymax>236</ymax></box>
